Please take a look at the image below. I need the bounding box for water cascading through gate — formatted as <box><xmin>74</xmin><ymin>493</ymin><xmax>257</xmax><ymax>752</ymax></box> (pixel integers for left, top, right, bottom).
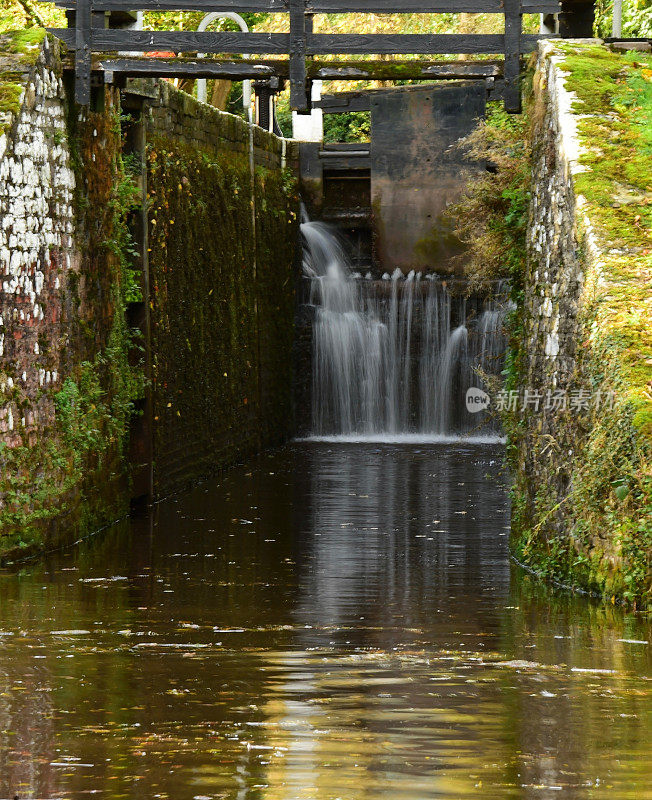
<box><xmin>302</xmin><ymin>221</ymin><xmax>507</xmax><ymax>439</ymax></box>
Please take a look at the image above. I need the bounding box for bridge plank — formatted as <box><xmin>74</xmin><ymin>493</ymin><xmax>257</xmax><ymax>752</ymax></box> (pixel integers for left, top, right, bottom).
<box><xmin>312</xmin><ymin>59</ymin><xmax>503</xmax><ymax>78</ymax></box>
<box><xmin>53</xmin><ymin>29</ymin><xmax>291</xmax><ymax>53</ymax></box>
<box><xmin>55</xmin><ymin>0</ymin><xmax>289</xmax><ymax>9</ymax></box>
<box><xmin>307</xmin><ymin>0</ymin><xmax>559</xmax><ymax>11</ymax></box>
<box><xmin>316</xmin><ymin>77</ymin><xmax>507</xmax><ymax>110</ymax></box>
<box><xmin>91</xmin><ymin>56</ymin><xmax>504</xmax><ymax>80</ymax></box>
<box><xmin>307</xmin><ymin>33</ymin><xmax>546</xmax><ymax>54</ymax></box>
<box><xmin>55</xmin><ymin>0</ymin><xmax>561</xmax><ymax>12</ymax></box>
<box><xmin>53</xmin><ymin>28</ymin><xmax>555</xmax><ymax>55</ymax></box>
<box><xmin>53</xmin><ymin>28</ymin><xmax>549</xmax><ymax>55</ymax></box>
<box><xmin>97</xmin><ymin>57</ymin><xmax>279</xmax><ymax>78</ymax></box>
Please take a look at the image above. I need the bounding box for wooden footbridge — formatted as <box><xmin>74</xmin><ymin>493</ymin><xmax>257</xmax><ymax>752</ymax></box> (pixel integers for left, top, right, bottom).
<box><xmin>47</xmin><ymin>0</ymin><xmax>597</xmax><ymax>114</ymax></box>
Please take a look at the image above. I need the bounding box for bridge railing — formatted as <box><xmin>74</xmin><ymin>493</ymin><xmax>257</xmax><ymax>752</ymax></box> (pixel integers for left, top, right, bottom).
<box><xmin>48</xmin><ymin>0</ymin><xmax>561</xmax><ymax>111</ymax></box>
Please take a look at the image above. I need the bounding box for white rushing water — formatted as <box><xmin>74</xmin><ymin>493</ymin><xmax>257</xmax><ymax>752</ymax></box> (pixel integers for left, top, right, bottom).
<box><xmin>302</xmin><ymin>220</ymin><xmax>508</xmax><ymax>439</ymax></box>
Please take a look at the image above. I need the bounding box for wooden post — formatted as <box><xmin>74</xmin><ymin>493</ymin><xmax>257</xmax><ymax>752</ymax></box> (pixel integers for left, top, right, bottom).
<box><xmin>558</xmin><ymin>1</ymin><xmax>595</xmax><ymax>37</ymax></box>
<box><xmin>289</xmin><ymin>0</ymin><xmax>308</xmax><ymax>112</ymax></box>
<box><xmin>75</xmin><ymin>0</ymin><xmax>92</xmax><ymax>105</ymax></box>
<box><xmin>504</xmin><ymin>0</ymin><xmax>522</xmax><ymax>113</ymax></box>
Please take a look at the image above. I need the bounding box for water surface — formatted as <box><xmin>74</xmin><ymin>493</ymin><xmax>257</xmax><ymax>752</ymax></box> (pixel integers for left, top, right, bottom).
<box><xmin>0</xmin><ymin>442</ymin><xmax>650</xmax><ymax>799</ymax></box>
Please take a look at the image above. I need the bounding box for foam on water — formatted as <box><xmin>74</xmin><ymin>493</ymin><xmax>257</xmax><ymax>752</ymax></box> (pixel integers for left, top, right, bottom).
<box><xmin>296</xmin><ymin>433</ymin><xmax>507</xmax><ymax>445</ymax></box>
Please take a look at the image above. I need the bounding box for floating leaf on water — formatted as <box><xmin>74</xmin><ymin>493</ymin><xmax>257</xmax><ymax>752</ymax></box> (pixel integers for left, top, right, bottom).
<box><xmin>571</xmin><ymin>667</ymin><xmax>617</xmax><ymax>675</ymax></box>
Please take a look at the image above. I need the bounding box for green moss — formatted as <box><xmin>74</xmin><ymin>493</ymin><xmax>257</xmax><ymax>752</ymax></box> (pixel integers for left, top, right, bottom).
<box><xmin>558</xmin><ymin>45</ymin><xmax>652</xmax><ymax>249</ymax></box>
<box><xmin>554</xmin><ymin>45</ymin><xmax>652</xmax><ymax>444</ymax></box>
<box><xmin>146</xmin><ymin>135</ymin><xmax>297</xmax><ymax>491</ymax></box>
<box><xmin>413</xmin><ymin>215</ymin><xmax>466</xmax><ymax>271</ymax></box>
<box><xmin>8</xmin><ymin>27</ymin><xmax>46</xmax><ymax>59</ymax></box>
<box><xmin>0</xmin><ymin>28</ymin><xmax>47</xmax><ymax>132</ymax></box>
<box><xmin>0</xmin><ymin>81</ymin><xmax>23</xmax><ymax>122</ymax></box>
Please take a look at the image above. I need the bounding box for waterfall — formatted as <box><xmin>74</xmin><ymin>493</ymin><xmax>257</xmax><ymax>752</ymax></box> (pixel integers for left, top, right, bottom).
<box><xmin>302</xmin><ymin>220</ymin><xmax>507</xmax><ymax>439</ymax></box>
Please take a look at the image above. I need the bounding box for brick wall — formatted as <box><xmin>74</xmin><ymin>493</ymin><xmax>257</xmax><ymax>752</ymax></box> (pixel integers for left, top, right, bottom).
<box><xmin>143</xmin><ymin>81</ymin><xmax>300</xmax><ymax>496</ymax></box>
<box><xmin>147</xmin><ymin>79</ymin><xmax>298</xmax><ymax>170</ymax></box>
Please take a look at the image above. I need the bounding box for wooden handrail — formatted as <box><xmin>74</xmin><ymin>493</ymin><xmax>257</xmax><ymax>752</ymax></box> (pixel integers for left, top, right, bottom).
<box><xmin>46</xmin><ymin>0</ymin><xmax>560</xmax><ymax>110</ymax></box>
<box><xmin>53</xmin><ymin>0</ymin><xmax>560</xmax><ymax>12</ymax></box>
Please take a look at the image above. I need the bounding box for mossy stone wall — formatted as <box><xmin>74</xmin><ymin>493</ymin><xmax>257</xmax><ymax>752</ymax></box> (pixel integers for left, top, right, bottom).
<box><xmin>0</xmin><ymin>37</ymin><xmax>299</xmax><ymax>556</ymax></box>
<box><xmin>0</xmin><ymin>32</ymin><xmax>139</xmax><ymax>559</ymax></box>
<box><xmin>510</xmin><ymin>41</ymin><xmax>652</xmax><ymax>607</ymax></box>
<box><xmin>145</xmin><ymin>82</ymin><xmax>299</xmax><ymax>495</ymax></box>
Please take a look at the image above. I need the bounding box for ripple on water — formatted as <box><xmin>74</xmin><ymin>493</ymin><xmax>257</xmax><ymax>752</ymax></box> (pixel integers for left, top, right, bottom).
<box><xmin>0</xmin><ymin>442</ymin><xmax>649</xmax><ymax>799</ymax></box>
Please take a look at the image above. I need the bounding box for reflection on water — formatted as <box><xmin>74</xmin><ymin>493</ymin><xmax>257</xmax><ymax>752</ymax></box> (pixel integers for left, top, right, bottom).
<box><xmin>0</xmin><ymin>442</ymin><xmax>650</xmax><ymax>799</ymax></box>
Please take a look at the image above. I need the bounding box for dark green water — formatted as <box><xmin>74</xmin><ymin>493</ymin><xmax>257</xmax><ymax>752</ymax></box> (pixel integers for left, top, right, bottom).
<box><xmin>0</xmin><ymin>442</ymin><xmax>650</xmax><ymax>799</ymax></box>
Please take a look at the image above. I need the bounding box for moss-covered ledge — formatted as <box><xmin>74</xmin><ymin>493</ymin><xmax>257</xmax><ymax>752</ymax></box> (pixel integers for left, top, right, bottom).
<box><xmin>510</xmin><ymin>40</ymin><xmax>652</xmax><ymax>608</ymax></box>
<box><xmin>0</xmin><ymin>28</ymin><xmax>47</xmax><ymax>134</ymax></box>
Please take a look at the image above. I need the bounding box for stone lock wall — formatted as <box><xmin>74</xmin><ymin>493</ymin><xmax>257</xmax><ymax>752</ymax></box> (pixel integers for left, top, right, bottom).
<box><xmin>0</xmin><ymin>33</ymin><xmax>300</xmax><ymax>555</ymax></box>
<box><xmin>144</xmin><ymin>81</ymin><xmax>299</xmax><ymax>495</ymax></box>
<box><xmin>0</xmin><ymin>32</ymin><xmax>76</xmax><ymax>449</ymax></box>
<box><xmin>0</xmin><ymin>32</ymin><xmax>137</xmax><ymax>557</ymax></box>
<box><xmin>510</xmin><ymin>41</ymin><xmax>652</xmax><ymax>606</ymax></box>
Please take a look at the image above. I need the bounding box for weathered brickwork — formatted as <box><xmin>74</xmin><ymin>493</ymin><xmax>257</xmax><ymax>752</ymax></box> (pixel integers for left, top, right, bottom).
<box><xmin>144</xmin><ymin>82</ymin><xmax>299</xmax><ymax>495</ymax></box>
<box><xmin>516</xmin><ymin>44</ymin><xmax>586</xmax><ymax>519</ymax></box>
<box><xmin>145</xmin><ymin>79</ymin><xmax>297</xmax><ymax>171</ymax></box>
<box><xmin>0</xmin><ymin>37</ymin><xmax>301</xmax><ymax>550</ymax></box>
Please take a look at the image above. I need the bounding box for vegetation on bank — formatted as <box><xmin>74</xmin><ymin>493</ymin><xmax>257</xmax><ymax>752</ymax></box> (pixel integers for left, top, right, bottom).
<box><xmin>594</xmin><ymin>0</ymin><xmax>652</xmax><ymax>38</ymax></box>
<box><xmin>452</xmin><ymin>43</ymin><xmax>651</xmax><ymax>607</ymax></box>
<box><xmin>448</xmin><ymin>103</ymin><xmax>531</xmax><ymax>294</ymax></box>
<box><xmin>551</xmin><ymin>43</ymin><xmax>651</xmax><ymax>605</ymax></box>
